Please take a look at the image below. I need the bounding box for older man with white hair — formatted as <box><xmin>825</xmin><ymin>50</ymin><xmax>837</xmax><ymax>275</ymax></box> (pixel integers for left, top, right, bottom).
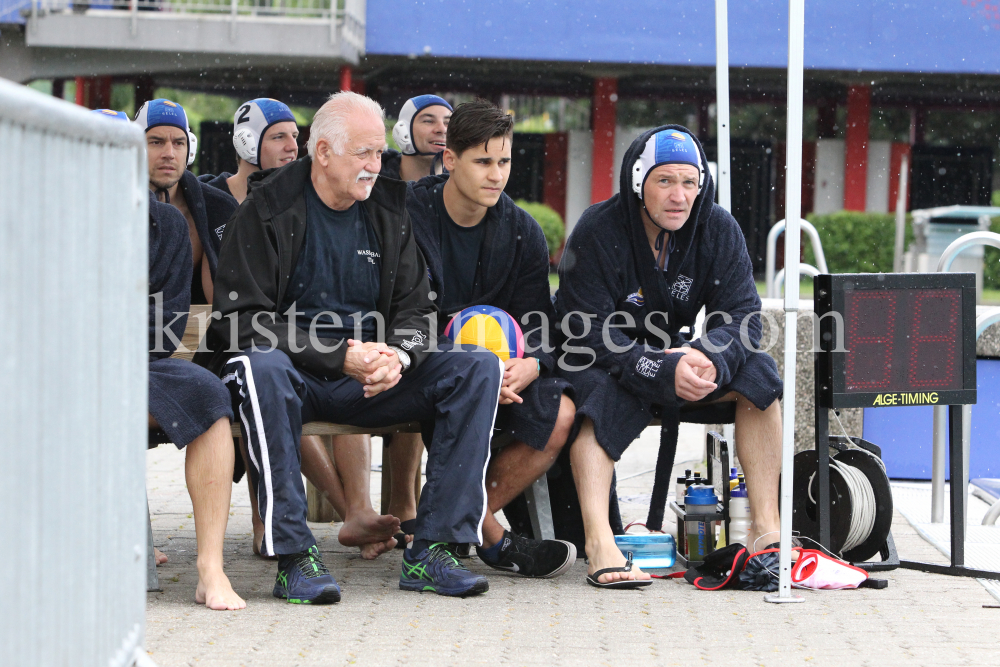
<box><xmin>199</xmin><ymin>92</ymin><xmax>504</xmax><ymax>603</ymax></box>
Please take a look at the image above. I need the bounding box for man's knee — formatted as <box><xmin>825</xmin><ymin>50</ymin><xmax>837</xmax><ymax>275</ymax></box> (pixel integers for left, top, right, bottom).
<box><xmin>544</xmin><ymin>395</ymin><xmax>576</xmax><ymax>455</ymax></box>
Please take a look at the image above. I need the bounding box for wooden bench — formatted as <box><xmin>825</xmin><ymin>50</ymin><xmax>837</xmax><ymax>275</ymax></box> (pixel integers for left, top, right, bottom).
<box><xmin>164</xmin><ymin>306</ymin><xmax>555</xmax><ymax>538</ymax></box>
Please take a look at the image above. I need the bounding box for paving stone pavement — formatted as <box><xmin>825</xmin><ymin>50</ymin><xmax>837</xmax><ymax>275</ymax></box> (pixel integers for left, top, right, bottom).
<box><xmin>145</xmin><ymin>426</ymin><xmax>1000</xmax><ymax>667</ymax></box>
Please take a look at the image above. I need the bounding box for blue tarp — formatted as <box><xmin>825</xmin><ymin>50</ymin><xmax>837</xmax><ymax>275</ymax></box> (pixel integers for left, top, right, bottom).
<box><xmin>367</xmin><ymin>0</ymin><xmax>1000</xmax><ymax>74</ymax></box>
<box><xmin>864</xmin><ymin>358</ymin><xmax>1000</xmax><ymax>480</ymax></box>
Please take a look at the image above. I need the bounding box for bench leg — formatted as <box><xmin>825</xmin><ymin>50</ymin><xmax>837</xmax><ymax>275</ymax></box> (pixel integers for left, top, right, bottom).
<box><xmin>146</xmin><ymin>491</ymin><xmax>161</xmax><ymax>593</ymax></box>
<box><xmin>306</xmin><ymin>435</ymin><xmax>342</xmax><ymax>523</ymax></box>
<box><xmin>524</xmin><ymin>474</ymin><xmax>555</xmax><ymax>541</ymax></box>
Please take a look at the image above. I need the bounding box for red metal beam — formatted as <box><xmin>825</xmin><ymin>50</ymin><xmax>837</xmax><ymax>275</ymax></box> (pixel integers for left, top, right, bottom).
<box><xmin>591</xmin><ymin>77</ymin><xmax>617</xmax><ymax>204</ymax></box>
<box><xmin>340</xmin><ymin>66</ymin><xmax>352</xmax><ymax>93</ymax></box>
<box><xmin>844</xmin><ymin>84</ymin><xmax>870</xmax><ymax>211</ymax></box>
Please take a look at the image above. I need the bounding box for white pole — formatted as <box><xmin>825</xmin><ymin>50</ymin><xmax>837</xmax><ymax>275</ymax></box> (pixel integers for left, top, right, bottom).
<box><xmin>765</xmin><ymin>0</ymin><xmax>806</xmax><ymax>604</ymax></box>
<box><xmin>715</xmin><ymin>0</ymin><xmax>732</xmax><ymax>213</ymax></box>
<box><xmin>892</xmin><ymin>154</ymin><xmax>909</xmax><ymax>273</ymax></box>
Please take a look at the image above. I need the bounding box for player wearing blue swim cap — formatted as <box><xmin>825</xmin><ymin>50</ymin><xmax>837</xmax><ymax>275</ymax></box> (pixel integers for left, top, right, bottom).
<box><xmin>382</xmin><ymin>94</ymin><xmax>452</xmax><ymax>181</ymax></box>
<box><xmin>200</xmin><ymin>98</ymin><xmax>299</xmax><ymax>203</ymax></box>
<box><xmin>134</xmin><ymin>98</ymin><xmax>238</xmax><ymax>306</ymax></box>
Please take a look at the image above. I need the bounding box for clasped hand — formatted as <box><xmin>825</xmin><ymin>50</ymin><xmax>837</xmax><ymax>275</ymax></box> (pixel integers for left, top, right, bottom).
<box><xmin>499</xmin><ymin>356</ymin><xmax>539</xmax><ymax>405</ymax></box>
<box><xmin>343</xmin><ymin>339</ymin><xmax>402</xmax><ymax>398</ymax></box>
<box><xmin>669</xmin><ymin>347</ymin><xmax>718</xmax><ymax>402</ymax></box>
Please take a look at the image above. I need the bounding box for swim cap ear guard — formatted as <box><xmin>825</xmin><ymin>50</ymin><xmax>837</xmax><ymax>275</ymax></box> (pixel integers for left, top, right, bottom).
<box><xmin>392</xmin><ymin>94</ymin><xmax>453</xmax><ymax>156</ymax></box>
<box><xmin>232</xmin><ymin>98</ymin><xmax>297</xmax><ymax>167</ymax></box>
<box><xmin>631</xmin><ymin>129</ymin><xmax>705</xmax><ymax>200</ymax></box>
<box><xmin>134</xmin><ymin>99</ymin><xmax>198</xmax><ymax>167</ymax></box>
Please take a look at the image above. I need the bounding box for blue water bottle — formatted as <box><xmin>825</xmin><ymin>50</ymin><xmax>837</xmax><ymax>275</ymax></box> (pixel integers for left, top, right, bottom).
<box><xmin>684</xmin><ymin>484</ymin><xmax>720</xmax><ymax>561</ymax></box>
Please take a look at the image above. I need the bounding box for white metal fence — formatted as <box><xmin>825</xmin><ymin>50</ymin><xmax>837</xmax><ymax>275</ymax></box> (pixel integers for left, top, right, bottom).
<box><xmin>0</xmin><ymin>78</ymin><xmax>150</xmax><ymax>667</ymax></box>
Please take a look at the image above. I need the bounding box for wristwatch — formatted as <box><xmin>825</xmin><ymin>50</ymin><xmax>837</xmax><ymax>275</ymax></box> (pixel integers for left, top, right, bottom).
<box><xmin>389</xmin><ymin>346</ymin><xmax>411</xmax><ymax>373</ymax></box>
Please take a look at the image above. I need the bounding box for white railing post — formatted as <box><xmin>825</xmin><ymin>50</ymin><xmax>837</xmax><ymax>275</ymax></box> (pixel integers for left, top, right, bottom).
<box><xmin>714</xmin><ymin>0</ymin><xmax>731</xmax><ymax>213</ymax></box>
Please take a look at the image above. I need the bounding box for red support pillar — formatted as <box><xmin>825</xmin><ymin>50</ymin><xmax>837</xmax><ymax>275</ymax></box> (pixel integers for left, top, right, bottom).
<box><xmin>339</xmin><ymin>65</ymin><xmax>352</xmax><ymax>93</ymax></box>
<box><xmin>843</xmin><ymin>84</ymin><xmax>870</xmax><ymax>211</ymax></box>
<box><xmin>590</xmin><ymin>77</ymin><xmax>617</xmax><ymax>204</ymax></box>
<box><xmin>74</xmin><ymin>76</ymin><xmax>111</xmax><ymax>109</ymax></box>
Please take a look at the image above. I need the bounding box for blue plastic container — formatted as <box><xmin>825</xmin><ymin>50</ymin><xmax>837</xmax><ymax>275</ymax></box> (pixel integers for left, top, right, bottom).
<box><xmin>614</xmin><ymin>533</ymin><xmax>676</xmax><ymax>569</ymax></box>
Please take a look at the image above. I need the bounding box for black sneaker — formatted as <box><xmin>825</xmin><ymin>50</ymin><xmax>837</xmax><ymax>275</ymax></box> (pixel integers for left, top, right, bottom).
<box><xmin>475</xmin><ymin>530</ymin><xmax>577</xmax><ymax>578</ymax></box>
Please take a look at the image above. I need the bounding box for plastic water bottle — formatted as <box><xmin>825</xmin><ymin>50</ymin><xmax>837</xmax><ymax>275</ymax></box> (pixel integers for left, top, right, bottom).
<box><xmin>676</xmin><ymin>469</ymin><xmax>692</xmax><ymax>504</ymax></box>
<box><xmin>684</xmin><ymin>484</ymin><xmax>719</xmax><ymax>561</ymax></box>
<box><xmin>730</xmin><ymin>481</ymin><xmax>751</xmax><ymax>546</ymax></box>
<box><xmin>614</xmin><ymin>533</ymin><xmax>676</xmax><ymax>569</ymax></box>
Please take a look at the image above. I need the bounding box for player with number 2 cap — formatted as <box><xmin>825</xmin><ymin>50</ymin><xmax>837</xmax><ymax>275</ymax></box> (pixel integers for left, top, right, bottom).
<box><xmin>200</xmin><ymin>98</ymin><xmax>300</xmax><ymax>204</ymax></box>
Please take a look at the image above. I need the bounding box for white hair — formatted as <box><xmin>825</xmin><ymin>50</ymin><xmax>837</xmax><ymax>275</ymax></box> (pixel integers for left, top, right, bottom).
<box><xmin>307</xmin><ymin>91</ymin><xmax>385</xmax><ymax>158</ymax></box>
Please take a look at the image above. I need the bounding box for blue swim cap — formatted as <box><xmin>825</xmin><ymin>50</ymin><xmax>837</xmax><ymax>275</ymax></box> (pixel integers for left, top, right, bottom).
<box><xmin>631</xmin><ymin>129</ymin><xmax>704</xmax><ymax>198</ymax></box>
<box><xmin>392</xmin><ymin>94</ymin><xmax>453</xmax><ymax>155</ymax></box>
<box><xmin>133</xmin><ymin>99</ymin><xmax>197</xmax><ymax>166</ymax></box>
<box><xmin>91</xmin><ymin>109</ymin><xmax>129</xmax><ymax>121</ymax></box>
<box><xmin>233</xmin><ymin>98</ymin><xmax>298</xmax><ymax>166</ymax></box>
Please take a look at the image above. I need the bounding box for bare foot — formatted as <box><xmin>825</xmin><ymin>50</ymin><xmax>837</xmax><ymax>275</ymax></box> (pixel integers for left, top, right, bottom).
<box><xmin>154</xmin><ymin>547</ymin><xmax>168</xmax><ymax>565</ymax></box>
<box><xmin>359</xmin><ymin>536</ymin><xmax>398</xmax><ymax>560</ymax></box>
<box><xmin>338</xmin><ymin>509</ymin><xmax>400</xmax><ymax>547</ymax></box>
<box><xmin>195</xmin><ymin>568</ymin><xmax>246</xmax><ymax>611</ymax></box>
<box><xmin>586</xmin><ymin>541</ymin><xmax>651</xmax><ymax>584</ymax></box>
<box><xmin>252</xmin><ymin>533</ymin><xmax>277</xmax><ymax>560</ymax></box>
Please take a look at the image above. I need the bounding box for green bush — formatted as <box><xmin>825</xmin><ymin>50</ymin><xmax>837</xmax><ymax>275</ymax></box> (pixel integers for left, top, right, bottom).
<box><xmin>803</xmin><ymin>211</ymin><xmax>914</xmax><ymax>274</ymax></box>
<box><xmin>984</xmin><ymin>217</ymin><xmax>1000</xmax><ymax>288</ymax></box>
<box><xmin>515</xmin><ymin>200</ymin><xmax>565</xmax><ymax>257</ymax></box>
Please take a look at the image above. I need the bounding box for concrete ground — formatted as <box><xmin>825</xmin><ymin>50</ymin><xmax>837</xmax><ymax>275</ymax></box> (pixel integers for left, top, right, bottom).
<box><xmin>145</xmin><ymin>425</ymin><xmax>1000</xmax><ymax>667</ymax></box>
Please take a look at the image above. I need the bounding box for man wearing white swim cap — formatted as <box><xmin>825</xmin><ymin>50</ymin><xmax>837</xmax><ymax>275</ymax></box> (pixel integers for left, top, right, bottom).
<box><xmin>200</xmin><ymin>98</ymin><xmax>300</xmax><ymax>203</ymax></box>
<box><xmin>381</xmin><ymin>94</ymin><xmax>452</xmax><ymax>181</ymax></box>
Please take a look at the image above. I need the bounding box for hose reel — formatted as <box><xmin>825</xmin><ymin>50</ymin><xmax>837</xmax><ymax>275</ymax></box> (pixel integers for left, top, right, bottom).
<box><xmin>792</xmin><ymin>436</ymin><xmax>894</xmax><ymax>563</ymax></box>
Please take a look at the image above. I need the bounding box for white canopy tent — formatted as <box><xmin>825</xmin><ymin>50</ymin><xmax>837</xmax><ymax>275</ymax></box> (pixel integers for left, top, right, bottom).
<box><xmin>715</xmin><ymin>0</ymin><xmax>805</xmax><ymax>602</ymax></box>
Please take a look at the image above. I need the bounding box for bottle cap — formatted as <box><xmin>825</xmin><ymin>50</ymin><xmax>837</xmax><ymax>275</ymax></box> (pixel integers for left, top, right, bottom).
<box><xmin>730</xmin><ymin>467</ymin><xmax>738</xmax><ymax>478</ymax></box>
<box><xmin>684</xmin><ymin>484</ymin><xmax>719</xmax><ymax>506</ymax></box>
<box><xmin>731</xmin><ymin>483</ymin><xmax>748</xmax><ymax>498</ymax></box>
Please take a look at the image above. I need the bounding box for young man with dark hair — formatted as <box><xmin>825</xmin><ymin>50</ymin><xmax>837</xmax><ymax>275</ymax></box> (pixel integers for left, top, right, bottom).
<box><xmin>199</xmin><ymin>92</ymin><xmax>504</xmax><ymax>602</ymax></box>
<box><xmin>381</xmin><ymin>95</ymin><xmax>451</xmax><ymax>181</ymax></box>
<box><xmin>556</xmin><ymin>126</ymin><xmax>783</xmax><ymax>588</ymax></box>
<box><xmin>134</xmin><ymin>99</ymin><xmax>238</xmax><ymax>305</ymax></box>
<box><xmin>402</xmin><ymin>99</ymin><xmax>577</xmax><ymax>577</ymax></box>
<box><xmin>199</xmin><ymin>98</ymin><xmax>300</xmax><ymax>203</ymax></box>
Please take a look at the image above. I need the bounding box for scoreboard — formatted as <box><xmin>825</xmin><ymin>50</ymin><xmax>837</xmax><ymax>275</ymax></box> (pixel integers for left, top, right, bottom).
<box><xmin>814</xmin><ymin>273</ymin><xmax>977</xmax><ymax>409</ymax></box>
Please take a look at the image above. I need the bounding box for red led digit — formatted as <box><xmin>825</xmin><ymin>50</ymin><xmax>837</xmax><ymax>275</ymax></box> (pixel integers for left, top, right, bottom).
<box><xmin>908</xmin><ymin>289</ymin><xmax>960</xmax><ymax>388</ymax></box>
<box><xmin>845</xmin><ymin>291</ymin><xmax>896</xmax><ymax>391</ymax></box>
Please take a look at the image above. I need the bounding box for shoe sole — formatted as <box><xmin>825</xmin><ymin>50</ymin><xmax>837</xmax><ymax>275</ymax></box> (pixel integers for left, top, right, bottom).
<box><xmin>399</xmin><ymin>577</ymin><xmax>489</xmax><ymax>597</ymax></box>
<box><xmin>273</xmin><ymin>585</ymin><xmax>342</xmax><ymax>604</ymax></box>
<box><xmin>480</xmin><ymin>540</ymin><xmax>578</xmax><ymax>579</ymax></box>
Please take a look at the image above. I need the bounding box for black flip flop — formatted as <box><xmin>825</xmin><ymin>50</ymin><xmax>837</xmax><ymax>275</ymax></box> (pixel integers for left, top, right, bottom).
<box><xmin>585</xmin><ymin>552</ymin><xmax>654</xmax><ymax>589</ymax></box>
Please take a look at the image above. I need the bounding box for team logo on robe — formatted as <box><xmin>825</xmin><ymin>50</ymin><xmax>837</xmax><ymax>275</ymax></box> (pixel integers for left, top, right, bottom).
<box><xmin>357</xmin><ymin>249</ymin><xmax>380</xmax><ymax>265</ymax></box>
<box><xmin>636</xmin><ymin>356</ymin><xmax>662</xmax><ymax>378</ymax></box>
<box><xmin>400</xmin><ymin>330</ymin><xmax>426</xmax><ymax>351</ymax></box>
<box><xmin>625</xmin><ymin>287</ymin><xmax>645</xmax><ymax>306</ymax></box>
<box><xmin>671</xmin><ymin>275</ymin><xmax>693</xmax><ymax>301</ymax></box>
<box><xmin>215</xmin><ymin>224</ymin><xmax>226</xmax><ymax>241</ymax></box>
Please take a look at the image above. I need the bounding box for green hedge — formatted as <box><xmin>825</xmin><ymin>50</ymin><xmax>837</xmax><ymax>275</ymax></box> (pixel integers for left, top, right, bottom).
<box><xmin>805</xmin><ymin>211</ymin><xmax>1000</xmax><ymax>288</ymax></box>
<box><xmin>803</xmin><ymin>211</ymin><xmax>914</xmax><ymax>274</ymax></box>
<box><xmin>515</xmin><ymin>200</ymin><xmax>565</xmax><ymax>257</ymax></box>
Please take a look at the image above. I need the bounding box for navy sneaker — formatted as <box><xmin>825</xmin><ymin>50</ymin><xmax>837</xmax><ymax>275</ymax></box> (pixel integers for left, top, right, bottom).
<box><xmin>400</xmin><ymin>543</ymin><xmax>489</xmax><ymax>597</ymax></box>
<box><xmin>273</xmin><ymin>545</ymin><xmax>341</xmax><ymax>604</ymax></box>
<box><xmin>476</xmin><ymin>530</ymin><xmax>577</xmax><ymax>578</ymax></box>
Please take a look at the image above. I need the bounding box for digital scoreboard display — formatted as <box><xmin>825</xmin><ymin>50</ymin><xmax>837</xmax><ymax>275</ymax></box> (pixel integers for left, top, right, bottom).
<box><xmin>814</xmin><ymin>273</ymin><xmax>976</xmax><ymax>409</ymax></box>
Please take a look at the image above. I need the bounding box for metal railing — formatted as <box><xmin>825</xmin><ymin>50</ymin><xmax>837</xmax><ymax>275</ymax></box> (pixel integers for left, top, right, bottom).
<box><xmin>930</xmin><ymin>231</ymin><xmax>1000</xmax><ymax>524</ymax></box>
<box><xmin>0</xmin><ymin>79</ymin><xmax>150</xmax><ymax>667</ymax></box>
<box><xmin>30</xmin><ymin>0</ymin><xmax>339</xmax><ymax>18</ymax></box>
<box><xmin>764</xmin><ymin>218</ymin><xmax>829</xmax><ymax>299</ymax></box>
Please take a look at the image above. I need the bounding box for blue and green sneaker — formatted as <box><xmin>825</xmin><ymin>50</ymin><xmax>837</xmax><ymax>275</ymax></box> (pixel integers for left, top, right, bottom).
<box><xmin>273</xmin><ymin>545</ymin><xmax>341</xmax><ymax>604</ymax></box>
<box><xmin>400</xmin><ymin>543</ymin><xmax>489</xmax><ymax>596</ymax></box>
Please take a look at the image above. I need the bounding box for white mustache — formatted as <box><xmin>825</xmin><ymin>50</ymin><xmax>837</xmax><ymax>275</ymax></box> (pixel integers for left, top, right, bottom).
<box><xmin>356</xmin><ymin>169</ymin><xmax>378</xmax><ymax>183</ymax></box>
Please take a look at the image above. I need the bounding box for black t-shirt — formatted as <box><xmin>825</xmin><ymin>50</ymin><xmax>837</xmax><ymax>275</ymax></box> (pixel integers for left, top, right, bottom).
<box><xmin>434</xmin><ymin>184</ymin><xmax>486</xmax><ymax>314</ymax></box>
<box><xmin>280</xmin><ymin>182</ymin><xmax>381</xmax><ymax>342</ymax></box>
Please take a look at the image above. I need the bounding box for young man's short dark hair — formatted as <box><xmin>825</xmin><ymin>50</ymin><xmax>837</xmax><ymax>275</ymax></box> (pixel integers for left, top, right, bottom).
<box><xmin>445</xmin><ymin>100</ymin><xmax>514</xmax><ymax>155</ymax></box>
